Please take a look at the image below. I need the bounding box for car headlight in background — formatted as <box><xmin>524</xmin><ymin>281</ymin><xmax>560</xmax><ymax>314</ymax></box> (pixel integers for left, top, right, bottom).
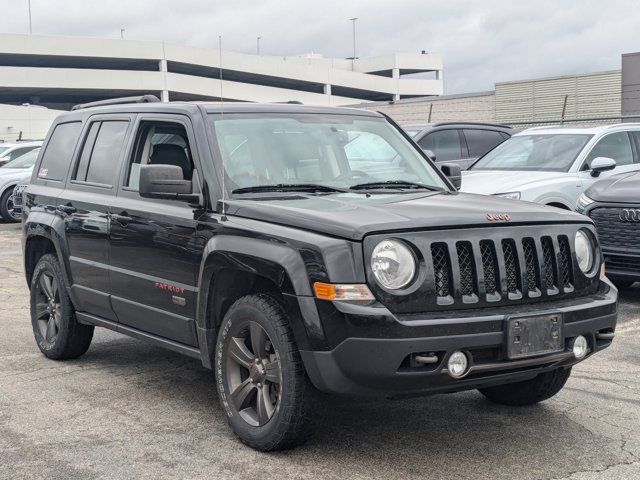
<box><xmin>574</xmin><ymin>230</ymin><xmax>594</xmax><ymax>274</ymax></box>
<box><xmin>576</xmin><ymin>192</ymin><xmax>595</xmax><ymax>212</ymax></box>
<box><xmin>494</xmin><ymin>192</ymin><xmax>521</xmax><ymax>200</ymax></box>
<box><xmin>371</xmin><ymin>239</ymin><xmax>416</xmax><ymax>289</ymax></box>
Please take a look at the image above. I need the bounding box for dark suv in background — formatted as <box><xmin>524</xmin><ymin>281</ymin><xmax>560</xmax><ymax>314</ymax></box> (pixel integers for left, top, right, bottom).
<box><xmin>21</xmin><ymin>96</ymin><xmax>616</xmax><ymax>451</ymax></box>
<box><xmin>577</xmin><ymin>170</ymin><xmax>640</xmax><ymax>288</ymax></box>
<box><xmin>403</xmin><ymin>122</ymin><xmax>514</xmax><ymax>170</ymax></box>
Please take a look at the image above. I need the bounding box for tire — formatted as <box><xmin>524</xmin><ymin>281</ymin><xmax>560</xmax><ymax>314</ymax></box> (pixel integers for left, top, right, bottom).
<box><xmin>0</xmin><ymin>187</ymin><xmax>20</xmax><ymax>223</ymax></box>
<box><xmin>609</xmin><ymin>276</ymin><xmax>635</xmax><ymax>290</ymax></box>
<box><xmin>30</xmin><ymin>254</ymin><xmax>94</xmax><ymax>360</ymax></box>
<box><xmin>215</xmin><ymin>294</ymin><xmax>325</xmax><ymax>451</ymax></box>
<box><xmin>479</xmin><ymin>367</ymin><xmax>571</xmax><ymax>406</ymax></box>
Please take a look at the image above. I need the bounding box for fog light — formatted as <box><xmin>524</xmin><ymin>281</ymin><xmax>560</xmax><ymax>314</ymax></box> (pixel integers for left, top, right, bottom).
<box><xmin>447</xmin><ymin>351</ymin><xmax>469</xmax><ymax>378</ymax></box>
<box><xmin>572</xmin><ymin>335</ymin><xmax>588</xmax><ymax>359</ymax></box>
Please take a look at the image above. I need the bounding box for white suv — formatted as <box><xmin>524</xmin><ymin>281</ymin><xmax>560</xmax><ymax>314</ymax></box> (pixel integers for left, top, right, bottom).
<box><xmin>460</xmin><ymin>124</ymin><xmax>640</xmax><ymax>209</ymax></box>
<box><xmin>0</xmin><ymin>141</ymin><xmax>42</xmax><ymax>167</ymax></box>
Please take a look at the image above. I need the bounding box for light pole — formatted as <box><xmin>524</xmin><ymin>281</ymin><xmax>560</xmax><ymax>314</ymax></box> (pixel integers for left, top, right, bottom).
<box><xmin>349</xmin><ymin>17</ymin><xmax>357</xmax><ymax>61</ymax></box>
<box><xmin>257</xmin><ymin>36</ymin><xmax>261</xmax><ymax>56</ymax></box>
<box><xmin>27</xmin><ymin>0</ymin><xmax>32</xmax><ymax>34</ymax></box>
<box><xmin>120</xmin><ymin>29</ymin><xmax>125</xmax><ymax>39</ymax></box>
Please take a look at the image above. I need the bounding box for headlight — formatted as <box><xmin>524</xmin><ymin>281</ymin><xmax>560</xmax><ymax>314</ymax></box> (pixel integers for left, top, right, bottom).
<box><xmin>371</xmin><ymin>239</ymin><xmax>416</xmax><ymax>289</ymax></box>
<box><xmin>495</xmin><ymin>192</ymin><xmax>521</xmax><ymax>200</ymax></box>
<box><xmin>574</xmin><ymin>230</ymin><xmax>594</xmax><ymax>273</ymax></box>
<box><xmin>576</xmin><ymin>193</ymin><xmax>595</xmax><ymax>211</ymax></box>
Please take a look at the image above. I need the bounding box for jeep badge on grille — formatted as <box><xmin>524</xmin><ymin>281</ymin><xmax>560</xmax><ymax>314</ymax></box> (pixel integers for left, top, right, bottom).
<box><xmin>486</xmin><ymin>213</ymin><xmax>510</xmax><ymax>222</ymax></box>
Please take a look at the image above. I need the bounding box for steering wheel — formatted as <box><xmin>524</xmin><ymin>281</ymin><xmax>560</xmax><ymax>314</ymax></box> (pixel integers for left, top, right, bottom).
<box><xmin>333</xmin><ymin>170</ymin><xmax>370</xmax><ymax>182</ymax></box>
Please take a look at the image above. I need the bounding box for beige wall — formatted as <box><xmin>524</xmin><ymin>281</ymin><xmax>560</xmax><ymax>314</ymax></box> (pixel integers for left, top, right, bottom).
<box><xmin>0</xmin><ymin>104</ymin><xmax>62</xmax><ymax>141</ymax></box>
<box><xmin>354</xmin><ymin>92</ymin><xmax>496</xmax><ymax>125</ymax></box>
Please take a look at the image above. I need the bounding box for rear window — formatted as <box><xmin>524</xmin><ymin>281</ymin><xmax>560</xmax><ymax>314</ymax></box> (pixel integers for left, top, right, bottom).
<box><xmin>463</xmin><ymin>129</ymin><xmax>507</xmax><ymax>157</ymax></box>
<box><xmin>38</xmin><ymin>122</ymin><xmax>82</xmax><ymax>180</ymax></box>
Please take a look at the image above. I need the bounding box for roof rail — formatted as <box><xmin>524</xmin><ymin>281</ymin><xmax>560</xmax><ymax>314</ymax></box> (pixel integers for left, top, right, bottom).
<box><xmin>432</xmin><ymin>121</ymin><xmax>513</xmax><ymax>129</ymax></box>
<box><xmin>71</xmin><ymin>95</ymin><xmax>161</xmax><ymax>111</ymax></box>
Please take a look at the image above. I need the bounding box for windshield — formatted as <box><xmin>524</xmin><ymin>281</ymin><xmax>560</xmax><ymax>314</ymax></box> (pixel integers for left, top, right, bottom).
<box><xmin>0</xmin><ymin>146</ymin><xmax>10</xmax><ymax>156</ymax></box>
<box><xmin>1</xmin><ymin>148</ymin><xmax>40</xmax><ymax>168</ymax></box>
<box><xmin>470</xmin><ymin>134</ymin><xmax>593</xmax><ymax>172</ymax></box>
<box><xmin>209</xmin><ymin>113</ymin><xmax>447</xmax><ymax>194</ymax></box>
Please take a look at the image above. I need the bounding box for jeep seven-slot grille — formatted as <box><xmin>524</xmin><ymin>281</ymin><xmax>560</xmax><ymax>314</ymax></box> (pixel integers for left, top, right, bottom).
<box><xmin>432</xmin><ymin>235</ymin><xmax>572</xmax><ymax>302</ymax></box>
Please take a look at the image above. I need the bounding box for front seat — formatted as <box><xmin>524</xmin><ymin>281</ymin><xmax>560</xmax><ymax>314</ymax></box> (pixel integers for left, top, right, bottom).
<box><xmin>149</xmin><ymin>144</ymin><xmax>192</xmax><ymax>179</ymax></box>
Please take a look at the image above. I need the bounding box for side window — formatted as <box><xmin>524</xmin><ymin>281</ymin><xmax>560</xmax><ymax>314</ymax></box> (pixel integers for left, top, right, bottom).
<box><xmin>463</xmin><ymin>129</ymin><xmax>506</xmax><ymax>158</ymax></box>
<box><xmin>8</xmin><ymin>146</ymin><xmax>36</xmax><ymax>160</ymax></box>
<box><xmin>584</xmin><ymin>132</ymin><xmax>634</xmax><ymax>168</ymax></box>
<box><xmin>417</xmin><ymin>130</ymin><xmax>462</xmax><ymax>161</ymax></box>
<box><xmin>37</xmin><ymin>122</ymin><xmax>82</xmax><ymax>180</ymax></box>
<box><xmin>126</xmin><ymin>121</ymin><xmax>194</xmax><ymax>190</ymax></box>
<box><xmin>73</xmin><ymin>121</ymin><xmax>129</xmax><ymax>186</ymax></box>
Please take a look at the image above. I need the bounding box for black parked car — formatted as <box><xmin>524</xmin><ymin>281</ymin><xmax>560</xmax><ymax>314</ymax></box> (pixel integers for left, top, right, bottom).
<box><xmin>403</xmin><ymin>122</ymin><xmax>514</xmax><ymax>170</ymax></box>
<box><xmin>577</xmin><ymin>170</ymin><xmax>640</xmax><ymax>288</ymax></box>
<box><xmin>22</xmin><ymin>96</ymin><xmax>616</xmax><ymax>451</ymax></box>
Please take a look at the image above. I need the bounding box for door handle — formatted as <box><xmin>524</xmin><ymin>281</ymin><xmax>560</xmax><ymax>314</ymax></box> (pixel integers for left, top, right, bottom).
<box><xmin>110</xmin><ymin>212</ymin><xmax>132</xmax><ymax>225</ymax></box>
<box><xmin>56</xmin><ymin>204</ymin><xmax>76</xmax><ymax>215</ymax></box>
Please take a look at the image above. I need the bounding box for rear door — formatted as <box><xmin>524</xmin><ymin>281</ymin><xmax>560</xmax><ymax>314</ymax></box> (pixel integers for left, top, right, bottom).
<box><xmin>417</xmin><ymin>128</ymin><xmax>465</xmax><ymax>167</ymax></box>
<box><xmin>108</xmin><ymin>115</ymin><xmax>203</xmax><ymax>347</ymax></box>
<box><xmin>461</xmin><ymin>128</ymin><xmax>509</xmax><ymax>169</ymax></box>
<box><xmin>58</xmin><ymin>115</ymin><xmax>133</xmax><ymax>320</ymax></box>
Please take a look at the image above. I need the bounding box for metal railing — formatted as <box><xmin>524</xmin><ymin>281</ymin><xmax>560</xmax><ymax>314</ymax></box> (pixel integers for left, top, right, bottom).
<box><xmin>502</xmin><ymin>114</ymin><xmax>640</xmax><ymax>129</ymax></box>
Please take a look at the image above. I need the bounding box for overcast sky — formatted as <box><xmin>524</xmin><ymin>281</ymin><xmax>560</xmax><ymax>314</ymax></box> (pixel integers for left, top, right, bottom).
<box><xmin>1</xmin><ymin>0</ymin><xmax>639</xmax><ymax>94</ymax></box>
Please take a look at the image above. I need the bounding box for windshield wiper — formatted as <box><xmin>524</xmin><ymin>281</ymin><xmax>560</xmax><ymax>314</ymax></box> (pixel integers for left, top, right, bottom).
<box><xmin>348</xmin><ymin>180</ymin><xmax>444</xmax><ymax>192</ymax></box>
<box><xmin>232</xmin><ymin>183</ymin><xmax>348</xmax><ymax>194</ymax></box>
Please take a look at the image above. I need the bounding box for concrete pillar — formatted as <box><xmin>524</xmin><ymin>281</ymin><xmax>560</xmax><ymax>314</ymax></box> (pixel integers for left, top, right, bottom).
<box><xmin>161</xmin><ymin>90</ymin><xmax>170</xmax><ymax>102</ymax></box>
<box><xmin>324</xmin><ymin>84</ymin><xmax>331</xmax><ymax>105</ymax></box>
<box><xmin>159</xmin><ymin>59</ymin><xmax>169</xmax><ymax>102</ymax></box>
<box><xmin>392</xmin><ymin>68</ymin><xmax>400</xmax><ymax>79</ymax></box>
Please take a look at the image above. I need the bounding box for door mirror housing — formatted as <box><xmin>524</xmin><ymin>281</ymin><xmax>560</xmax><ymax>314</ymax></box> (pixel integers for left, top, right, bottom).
<box><xmin>139</xmin><ymin>164</ymin><xmax>201</xmax><ymax>203</ymax></box>
<box><xmin>440</xmin><ymin>162</ymin><xmax>462</xmax><ymax>190</ymax></box>
<box><xmin>422</xmin><ymin>149</ymin><xmax>436</xmax><ymax>162</ymax></box>
<box><xmin>589</xmin><ymin>157</ymin><xmax>616</xmax><ymax>177</ymax></box>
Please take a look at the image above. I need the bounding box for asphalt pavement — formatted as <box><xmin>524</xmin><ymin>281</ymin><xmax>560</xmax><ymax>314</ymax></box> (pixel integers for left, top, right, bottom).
<box><xmin>1</xmin><ymin>223</ymin><xmax>639</xmax><ymax>480</ymax></box>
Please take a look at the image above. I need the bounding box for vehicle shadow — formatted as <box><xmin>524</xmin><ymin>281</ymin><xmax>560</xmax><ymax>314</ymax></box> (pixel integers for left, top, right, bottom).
<box><xmin>75</xmin><ymin>334</ymin><xmax>627</xmax><ymax>479</ymax></box>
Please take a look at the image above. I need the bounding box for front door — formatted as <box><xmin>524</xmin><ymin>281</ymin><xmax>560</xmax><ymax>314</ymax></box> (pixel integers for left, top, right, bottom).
<box><xmin>108</xmin><ymin>116</ymin><xmax>203</xmax><ymax>347</ymax></box>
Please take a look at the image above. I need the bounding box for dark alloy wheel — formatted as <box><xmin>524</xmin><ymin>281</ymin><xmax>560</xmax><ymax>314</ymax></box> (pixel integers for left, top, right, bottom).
<box><xmin>215</xmin><ymin>294</ymin><xmax>325</xmax><ymax>451</ymax></box>
<box><xmin>34</xmin><ymin>270</ymin><xmax>62</xmax><ymax>347</ymax></box>
<box><xmin>0</xmin><ymin>188</ymin><xmax>20</xmax><ymax>223</ymax></box>
<box><xmin>225</xmin><ymin>321</ymin><xmax>282</xmax><ymax>427</ymax></box>
<box><xmin>30</xmin><ymin>254</ymin><xmax>94</xmax><ymax>360</ymax></box>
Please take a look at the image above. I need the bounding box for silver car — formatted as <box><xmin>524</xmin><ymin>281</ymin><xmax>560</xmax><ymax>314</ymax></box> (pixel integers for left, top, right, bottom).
<box><xmin>461</xmin><ymin>124</ymin><xmax>640</xmax><ymax>210</ymax></box>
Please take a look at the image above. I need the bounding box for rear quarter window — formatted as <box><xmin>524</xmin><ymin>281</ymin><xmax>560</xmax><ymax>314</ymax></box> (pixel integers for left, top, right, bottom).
<box><xmin>37</xmin><ymin>122</ymin><xmax>82</xmax><ymax>181</ymax></box>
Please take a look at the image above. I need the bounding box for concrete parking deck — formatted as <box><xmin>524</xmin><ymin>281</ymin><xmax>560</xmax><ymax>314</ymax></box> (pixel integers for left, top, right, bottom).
<box><xmin>0</xmin><ymin>224</ymin><xmax>639</xmax><ymax>480</ymax></box>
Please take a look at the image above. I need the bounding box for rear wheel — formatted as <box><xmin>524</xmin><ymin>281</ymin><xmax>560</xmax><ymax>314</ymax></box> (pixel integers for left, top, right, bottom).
<box><xmin>30</xmin><ymin>254</ymin><xmax>94</xmax><ymax>359</ymax></box>
<box><xmin>479</xmin><ymin>367</ymin><xmax>571</xmax><ymax>406</ymax></box>
<box><xmin>0</xmin><ymin>188</ymin><xmax>20</xmax><ymax>222</ymax></box>
<box><xmin>215</xmin><ymin>294</ymin><xmax>324</xmax><ymax>451</ymax></box>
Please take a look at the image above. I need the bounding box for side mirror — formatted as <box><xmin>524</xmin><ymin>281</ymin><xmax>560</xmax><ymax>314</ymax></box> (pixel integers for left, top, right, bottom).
<box><xmin>590</xmin><ymin>157</ymin><xmax>616</xmax><ymax>177</ymax></box>
<box><xmin>139</xmin><ymin>164</ymin><xmax>200</xmax><ymax>203</ymax></box>
<box><xmin>422</xmin><ymin>149</ymin><xmax>436</xmax><ymax>162</ymax></box>
<box><xmin>440</xmin><ymin>162</ymin><xmax>462</xmax><ymax>190</ymax></box>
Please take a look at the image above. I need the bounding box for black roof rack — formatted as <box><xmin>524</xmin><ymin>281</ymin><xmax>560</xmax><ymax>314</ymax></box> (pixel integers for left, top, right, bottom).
<box><xmin>432</xmin><ymin>121</ymin><xmax>513</xmax><ymax>129</ymax></box>
<box><xmin>71</xmin><ymin>95</ymin><xmax>161</xmax><ymax>111</ymax></box>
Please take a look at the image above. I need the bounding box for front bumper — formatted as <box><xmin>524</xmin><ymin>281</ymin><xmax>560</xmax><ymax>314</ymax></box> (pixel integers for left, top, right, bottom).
<box><xmin>300</xmin><ymin>280</ymin><xmax>617</xmax><ymax>397</ymax></box>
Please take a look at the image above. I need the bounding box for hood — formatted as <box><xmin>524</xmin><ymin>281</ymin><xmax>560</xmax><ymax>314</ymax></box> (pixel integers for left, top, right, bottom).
<box><xmin>0</xmin><ymin>167</ymin><xmax>33</xmax><ymax>178</ymax></box>
<box><xmin>224</xmin><ymin>191</ymin><xmax>587</xmax><ymax>240</ymax></box>
<box><xmin>461</xmin><ymin>170</ymin><xmax>568</xmax><ymax>195</ymax></box>
<box><xmin>586</xmin><ymin>170</ymin><xmax>640</xmax><ymax>203</ymax></box>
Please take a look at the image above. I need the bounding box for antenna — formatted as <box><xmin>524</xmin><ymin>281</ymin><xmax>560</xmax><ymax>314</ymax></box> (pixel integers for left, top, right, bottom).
<box><xmin>218</xmin><ymin>35</ymin><xmax>227</xmax><ymax>221</ymax></box>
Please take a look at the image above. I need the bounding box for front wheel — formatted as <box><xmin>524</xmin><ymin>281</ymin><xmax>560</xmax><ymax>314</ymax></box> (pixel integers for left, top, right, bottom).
<box><xmin>479</xmin><ymin>367</ymin><xmax>571</xmax><ymax>406</ymax></box>
<box><xmin>0</xmin><ymin>188</ymin><xmax>20</xmax><ymax>222</ymax></box>
<box><xmin>215</xmin><ymin>294</ymin><xmax>324</xmax><ymax>451</ymax></box>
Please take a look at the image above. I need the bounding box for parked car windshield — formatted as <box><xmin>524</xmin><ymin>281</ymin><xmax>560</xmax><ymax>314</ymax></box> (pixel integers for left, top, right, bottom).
<box><xmin>209</xmin><ymin>113</ymin><xmax>448</xmax><ymax>193</ymax></box>
<box><xmin>470</xmin><ymin>133</ymin><xmax>593</xmax><ymax>172</ymax></box>
<box><xmin>1</xmin><ymin>148</ymin><xmax>40</xmax><ymax>168</ymax></box>
<box><xmin>0</xmin><ymin>146</ymin><xmax>10</xmax><ymax>156</ymax></box>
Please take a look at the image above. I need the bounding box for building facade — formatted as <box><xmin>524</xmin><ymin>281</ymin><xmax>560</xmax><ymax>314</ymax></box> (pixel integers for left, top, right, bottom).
<box><xmin>0</xmin><ymin>34</ymin><xmax>443</xmax><ymax>110</ymax></box>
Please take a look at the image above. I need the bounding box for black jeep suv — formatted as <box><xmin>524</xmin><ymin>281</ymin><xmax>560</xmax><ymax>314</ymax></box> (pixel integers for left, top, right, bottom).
<box><xmin>22</xmin><ymin>96</ymin><xmax>617</xmax><ymax>451</ymax></box>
